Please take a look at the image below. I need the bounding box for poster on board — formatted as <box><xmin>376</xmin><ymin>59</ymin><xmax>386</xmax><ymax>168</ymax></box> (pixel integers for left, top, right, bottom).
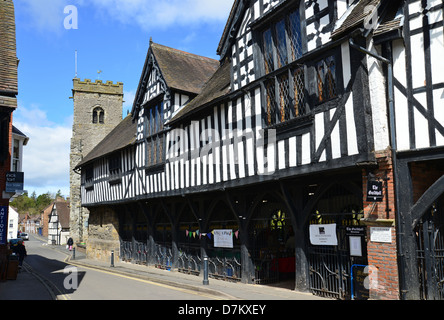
<box><xmin>309</xmin><ymin>224</ymin><xmax>338</xmax><ymax>246</ymax></box>
<box><xmin>213</xmin><ymin>229</ymin><xmax>234</xmax><ymax>248</ymax></box>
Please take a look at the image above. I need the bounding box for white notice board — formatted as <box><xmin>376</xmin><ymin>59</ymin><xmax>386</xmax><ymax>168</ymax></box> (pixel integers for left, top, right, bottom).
<box><xmin>213</xmin><ymin>229</ymin><xmax>234</xmax><ymax>248</ymax></box>
<box><xmin>370</xmin><ymin>227</ymin><xmax>392</xmax><ymax>243</ymax></box>
<box><xmin>309</xmin><ymin>224</ymin><xmax>338</xmax><ymax>246</ymax></box>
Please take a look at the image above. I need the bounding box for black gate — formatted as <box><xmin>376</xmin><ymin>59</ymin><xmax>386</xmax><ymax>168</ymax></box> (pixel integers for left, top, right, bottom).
<box><xmin>415</xmin><ymin>195</ymin><xmax>444</xmax><ymax>300</ymax></box>
<box><xmin>308</xmin><ymin>213</ymin><xmax>367</xmax><ymax>299</ymax></box>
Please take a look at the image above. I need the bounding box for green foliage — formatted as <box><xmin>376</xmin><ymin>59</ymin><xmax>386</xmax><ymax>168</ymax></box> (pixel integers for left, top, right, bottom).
<box><xmin>10</xmin><ymin>191</ymin><xmax>65</xmax><ymax>216</ymax></box>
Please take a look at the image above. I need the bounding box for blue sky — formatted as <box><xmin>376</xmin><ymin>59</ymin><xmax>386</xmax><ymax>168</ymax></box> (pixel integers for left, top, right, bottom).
<box><xmin>12</xmin><ymin>0</ymin><xmax>233</xmax><ymax>198</ymax></box>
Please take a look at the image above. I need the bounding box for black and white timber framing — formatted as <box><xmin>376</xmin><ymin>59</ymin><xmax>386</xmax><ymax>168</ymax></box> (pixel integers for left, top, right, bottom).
<box><xmin>75</xmin><ymin>0</ymin><xmax>444</xmax><ymax>300</ymax></box>
<box><xmin>80</xmin><ymin>0</ymin><xmax>376</xmax><ymax>205</ymax></box>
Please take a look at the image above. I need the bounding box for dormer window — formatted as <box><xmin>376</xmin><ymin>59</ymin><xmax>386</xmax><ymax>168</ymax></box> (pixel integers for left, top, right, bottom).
<box><xmin>93</xmin><ymin>107</ymin><xmax>104</xmax><ymax>124</ymax></box>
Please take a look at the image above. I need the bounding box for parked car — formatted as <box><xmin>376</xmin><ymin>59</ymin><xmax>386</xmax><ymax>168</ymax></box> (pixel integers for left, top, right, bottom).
<box><xmin>20</xmin><ymin>233</ymin><xmax>29</xmax><ymax>240</ymax></box>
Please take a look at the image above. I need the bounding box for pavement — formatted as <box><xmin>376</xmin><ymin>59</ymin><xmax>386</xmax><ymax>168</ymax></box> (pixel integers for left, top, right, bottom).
<box><xmin>0</xmin><ymin>236</ymin><xmax>329</xmax><ymax>301</ymax></box>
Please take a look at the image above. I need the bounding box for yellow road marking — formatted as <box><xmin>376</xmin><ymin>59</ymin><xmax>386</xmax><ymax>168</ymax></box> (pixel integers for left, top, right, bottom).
<box><xmin>67</xmin><ymin>260</ymin><xmax>223</xmax><ymax>300</ymax></box>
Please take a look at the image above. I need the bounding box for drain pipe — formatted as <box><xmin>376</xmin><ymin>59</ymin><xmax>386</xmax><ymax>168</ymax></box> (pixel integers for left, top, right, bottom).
<box><xmin>349</xmin><ymin>38</ymin><xmax>406</xmax><ymax>300</ymax></box>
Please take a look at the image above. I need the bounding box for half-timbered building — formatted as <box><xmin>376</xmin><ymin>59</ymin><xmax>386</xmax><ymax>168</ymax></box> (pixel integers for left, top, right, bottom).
<box><xmin>75</xmin><ymin>0</ymin><xmax>444</xmax><ymax>300</ymax></box>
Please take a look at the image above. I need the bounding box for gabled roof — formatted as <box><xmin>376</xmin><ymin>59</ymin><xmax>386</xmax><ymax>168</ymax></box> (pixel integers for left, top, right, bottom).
<box><xmin>217</xmin><ymin>0</ymin><xmax>246</xmax><ymax>60</ymax></box>
<box><xmin>151</xmin><ymin>42</ymin><xmax>220</xmax><ymax>94</ymax></box>
<box><xmin>170</xmin><ymin>59</ymin><xmax>231</xmax><ymax>124</ymax></box>
<box><xmin>12</xmin><ymin>125</ymin><xmax>29</xmax><ymax>145</ymax></box>
<box><xmin>75</xmin><ymin>113</ymin><xmax>137</xmax><ymax>169</ymax></box>
<box><xmin>49</xmin><ymin>198</ymin><xmax>70</xmax><ymax>229</ymax></box>
<box><xmin>131</xmin><ymin>40</ymin><xmax>219</xmax><ymax>120</ymax></box>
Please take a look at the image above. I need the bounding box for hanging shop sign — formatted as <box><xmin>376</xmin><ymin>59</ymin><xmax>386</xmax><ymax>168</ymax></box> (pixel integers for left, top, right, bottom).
<box><xmin>309</xmin><ymin>224</ymin><xmax>338</xmax><ymax>246</ymax></box>
<box><xmin>366</xmin><ymin>180</ymin><xmax>383</xmax><ymax>202</ymax></box>
<box><xmin>5</xmin><ymin>172</ymin><xmax>24</xmax><ymax>193</ymax></box>
<box><xmin>0</xmin><ymin>206</ymin><xmax>8</xmax><ymax>245</ymax></box>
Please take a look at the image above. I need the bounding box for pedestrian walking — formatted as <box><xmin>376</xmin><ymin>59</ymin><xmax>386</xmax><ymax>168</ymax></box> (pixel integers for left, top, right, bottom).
<box><xmin>15</xmin><ymin>240</ymin><xmax>27</xmax><ymax>267</ymax></box>
<box><xmin>67</xmin><ymin>237</ymin><xmax>74</xmax><ymax>251</ymax></box>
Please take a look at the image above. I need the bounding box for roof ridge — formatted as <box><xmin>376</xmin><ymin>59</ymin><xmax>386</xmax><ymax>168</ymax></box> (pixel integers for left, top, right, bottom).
<box><xmin>151</xmin><ymin>42</ymin><xmax>219</xmax><ymax>63</ymax></box>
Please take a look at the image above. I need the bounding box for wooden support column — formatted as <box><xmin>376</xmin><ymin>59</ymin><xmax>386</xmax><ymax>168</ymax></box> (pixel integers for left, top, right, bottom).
<box><xmin>160</xmin><ymin>199</ymin><xmax>178</xmax><ymax>270</ymax></box>
<box><xmin>226</xmin><ymin>192</ymin><xmax>254</xmax><ymax>284</ymax></box>
<box><xmin>279</xmin><ymin>181</ymin><xmax>310</xmax><ymax>292</ymax></box>
<box><xmin>138</xmin><ymin>201</ymin><xmax>156</xmax><ymax>265</ymax></box>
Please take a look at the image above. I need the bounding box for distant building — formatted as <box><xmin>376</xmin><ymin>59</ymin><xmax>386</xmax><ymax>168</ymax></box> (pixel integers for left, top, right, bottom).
<box><xmin>7</xmin><ymin>206</ymin><xmax>18</xmax><ymax>240</ymax></box>
<box><xmin>47</xmin><ymin>198</ymin><xmax>70</xmax><ymax>245</ymax></box>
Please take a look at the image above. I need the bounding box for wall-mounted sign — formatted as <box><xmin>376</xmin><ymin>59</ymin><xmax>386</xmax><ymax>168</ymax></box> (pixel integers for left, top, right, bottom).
<box><xmin>309</xmin><ymin>224</ymin><xmax>338</xmax><ymax>246</ymax></box>
<box><xmin>366</xmin><ymin>180</ymin><xmax>383</xmax><ymax>202</ymax></box>
<box><xmin>213</xmin><ymin>229</ymin><xmax>233</xmax><ymax>248</ymax></box>
<box><xmin>370</xmin><ymin>227</ymin><xmax>392</xmax><ymax>243</ymax></box>
<box><xmin>5</xmin><ymin>172</ymin><xmax>24</xmax><ymax>193</ymax></box>
<box><xmin>346</xmin><ymin>226</ymin><xmax>366</xmax><ymax>257</ymax></box>
<box><xmin>0</xmin><ymin>206</ymin><xmax>8</xmax><ymax>245</ymax></box>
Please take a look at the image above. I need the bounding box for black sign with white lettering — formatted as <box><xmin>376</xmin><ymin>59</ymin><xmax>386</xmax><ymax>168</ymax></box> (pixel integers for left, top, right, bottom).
<box><xmin>6</xmin><ymin>172</ymin><xmax>24</xmax><ymax>193</ymax></box>
<box><xmin>366</xmin><ymin>180</ymin><xmax>383</xmax><ymax>202</ymax></box>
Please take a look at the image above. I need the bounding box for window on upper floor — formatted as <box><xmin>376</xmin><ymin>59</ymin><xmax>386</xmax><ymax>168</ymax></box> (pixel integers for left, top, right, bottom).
<box><xmin>12</xmin><ymin>139</ymin><xmax>20</xmax><ymax>172</ymax></box>
<box><xmin>256</xmin><ymin>4</ymin><xmax>340</xmax><ymax>127</ymax></box>
<box><xmin>93</xmin><ymin>107</ymin><xmax>104</xmax><ymax>124</ymax></box>
<box><xmin>259</xmin><ymin>6</ymin><xmax>306</xmax><ymax>127</ymax></box>
<box><xmin>144</xmin><ymin>101</ymin><xmax>165</xmax><ymax>169</ymax></box>
<box><xmin>262</xmin><ymin>8</ymin><xmax>303</xmax><ymax>75</ymax></box>
<box><xmin>316</xmin><ymin>56</ymin><xmax>337</xmax><ymax>103</ymax></box>
<box><xmin>108</xmin><ymin>153</ymin><xmax>122</xmax><ymax>184</ymax></box>
<box><xmin>109</xmin><ymin>153</ymin><xmax>121</xmax><ymax>176</ymax></box>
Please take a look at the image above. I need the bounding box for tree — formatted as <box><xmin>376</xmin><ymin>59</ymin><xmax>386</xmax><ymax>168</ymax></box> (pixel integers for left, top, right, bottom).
<box><xmin>10</xmin><ymin>191</ymin><xmax>59</xmax><ymax>216</ymax></box>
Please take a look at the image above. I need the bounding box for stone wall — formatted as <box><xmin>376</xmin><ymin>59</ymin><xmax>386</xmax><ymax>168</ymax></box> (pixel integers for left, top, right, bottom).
<box><xmin>85</xmin><ymin>206</ymin><xmax>120</xmax><ymax>263</ymax></box>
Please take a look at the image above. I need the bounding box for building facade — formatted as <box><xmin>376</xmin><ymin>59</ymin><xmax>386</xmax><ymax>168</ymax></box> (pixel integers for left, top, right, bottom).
<box><xmin>0</xmin><ymin>0</ymin><xmax>19</xmax><ymax>280</ymax></box>
<box><xmin>47</xmin><ymin>198</ymin><xmax>70</xmax><ymax>245</ymax></box>
<box><xmin>76</xmin><ymin>0</ymin><xmax>444</xmax><ymax>300</ymax></box>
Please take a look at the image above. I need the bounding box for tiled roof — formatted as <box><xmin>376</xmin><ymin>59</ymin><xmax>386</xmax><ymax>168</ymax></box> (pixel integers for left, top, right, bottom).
<box><xmin>151</xmin><ymin>42</ymin><xmax>220</xmax><ymax>95</ymax></box>
<box><xmin>0</xmin><ymin>0</ymin><xmax>18</xmax><ymax>97</ymax></box>
<box><xmin>54</xmin><ymin>198</ymin><xmax>70</xmax><ymax>229</ymax></box>
<box><xmin>331</xmin><ymin>0</ymin><xmax>383</xmax><ymax>38</ymax></box>
<box><xmin>76</xmin><ymin>113</ymin><xmax>137</xmax><ymax>168</ymax></box>
<box><xmin>170</xmin><ymin>59</ymin><xmax>231</xmax><ymax>124</ymax></box>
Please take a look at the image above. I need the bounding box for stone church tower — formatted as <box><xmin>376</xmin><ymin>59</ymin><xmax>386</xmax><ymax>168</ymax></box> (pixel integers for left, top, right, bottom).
<box><xmin>70</xmin><ymin>78</ymin><xmax>123</xmax><ymax>245</ymax></box>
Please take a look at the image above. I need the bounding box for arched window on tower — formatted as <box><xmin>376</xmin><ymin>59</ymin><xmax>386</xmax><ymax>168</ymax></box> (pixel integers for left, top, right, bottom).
<box><xmin>92</xmin><ymin>107</ymin><xmax>104</xmax><ymax>124</ymax></box>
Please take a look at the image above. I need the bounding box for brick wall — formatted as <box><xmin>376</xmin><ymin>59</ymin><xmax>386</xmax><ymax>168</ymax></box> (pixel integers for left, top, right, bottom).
<box><xmin>362</xmin><ymin>148</ymin><xmax>400</xmax><ymax>300</ymax></box>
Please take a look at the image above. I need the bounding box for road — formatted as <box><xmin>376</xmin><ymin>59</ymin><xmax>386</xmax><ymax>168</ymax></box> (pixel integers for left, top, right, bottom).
<box><xmin>24</xmin><ymin>234</ymin><xmax>212</xmax><ymax>300</ymax></box>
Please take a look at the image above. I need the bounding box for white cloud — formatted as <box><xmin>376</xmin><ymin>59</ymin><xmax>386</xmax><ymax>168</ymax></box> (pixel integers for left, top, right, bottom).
<box><xmin>16</xmin><ymin>0</ymin><xmax>233</xmax><ymax>34</ymax></box>
<box><xmin>84</xmin><ymin>0</ymin><xmax>233</xmax><ymax>30</ymax></box>
<box><xmin>15</xmin><ymin>0</ymin><xmax>71</xmax><ymax>34</ymax></box>
<box><xmin>14</xmin><ymin>104</ymin><xmax>72</xmax><ymax>197</ymax></box>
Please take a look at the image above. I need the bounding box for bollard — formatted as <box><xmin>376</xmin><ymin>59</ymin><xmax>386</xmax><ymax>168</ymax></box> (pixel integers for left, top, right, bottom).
<box><xmin>72</xmin><ymin>247</ymin><xmax>75</xmax><ymax>260</ymax></box>
<box><xmin>110</xmin><ymin>250</ymin><xmax>115</xmax><ymax>267</ymax></box>
<box><xmin>203</xmin><ymin>256</ymin><xmax>209</xmax><ymax>285</ymax></box>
